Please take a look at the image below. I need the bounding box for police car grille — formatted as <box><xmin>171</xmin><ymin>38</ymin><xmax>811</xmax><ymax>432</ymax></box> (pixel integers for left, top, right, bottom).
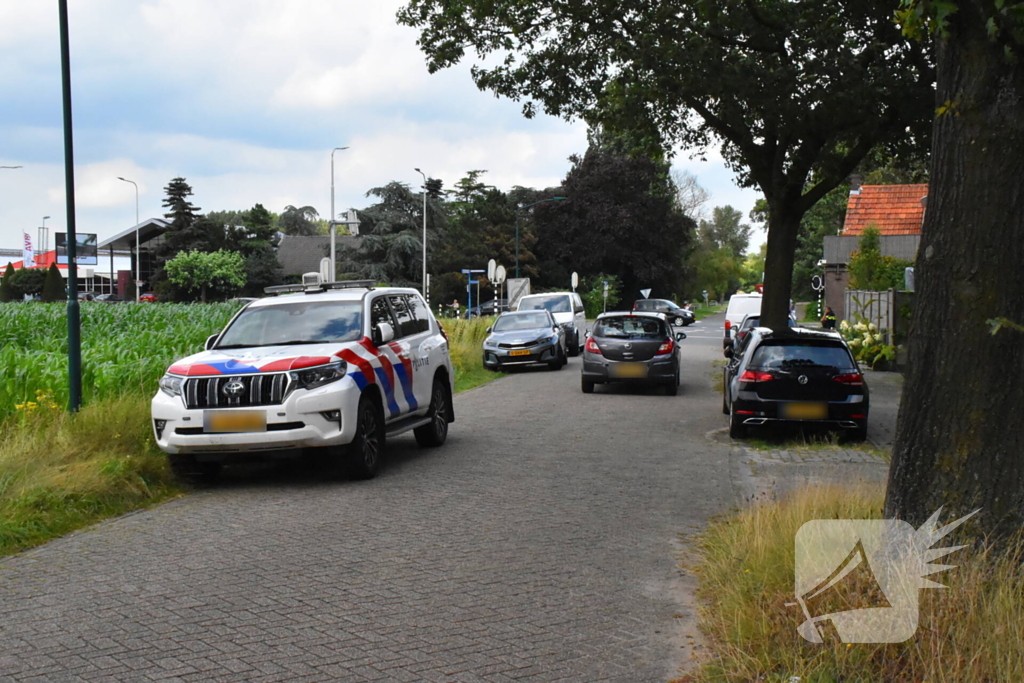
<box><xmin>183</xmin><ymin>373</ymin><xmax>289</xmax><ymax>409</ymax></box>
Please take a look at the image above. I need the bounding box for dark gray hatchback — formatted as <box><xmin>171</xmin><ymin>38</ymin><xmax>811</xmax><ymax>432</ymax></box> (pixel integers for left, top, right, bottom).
<box><xmin>581</xmin><ymin>312</ymin><xmax>685</xmax><ymax>395</ymax></box>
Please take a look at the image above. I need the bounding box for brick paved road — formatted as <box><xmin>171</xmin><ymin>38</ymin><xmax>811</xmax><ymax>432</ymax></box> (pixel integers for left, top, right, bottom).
<box><xmin>0</xmin><ymin>331</ymin><xmax>734</xmax><ymax>683</ymax></box>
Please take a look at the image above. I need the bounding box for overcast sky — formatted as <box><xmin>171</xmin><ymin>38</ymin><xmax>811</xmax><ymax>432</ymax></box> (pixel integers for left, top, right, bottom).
<box><xmin>0</xmin><ymin>0</ymin><xmax>763</xmax><ymax>258</ymax></box>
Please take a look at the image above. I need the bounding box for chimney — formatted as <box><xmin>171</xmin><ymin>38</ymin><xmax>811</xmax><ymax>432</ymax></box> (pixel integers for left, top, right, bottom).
<box><xmin>848</xmin><ymin>173</ymin><xmax>864</xmax><ymax>194</ymax></box>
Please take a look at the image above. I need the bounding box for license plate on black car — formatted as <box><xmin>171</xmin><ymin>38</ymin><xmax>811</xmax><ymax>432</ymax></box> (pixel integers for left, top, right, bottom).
<box><xmin>781</xmin><ymin>402</ymin><xmax>828</xmax><ymax>419</ymax></box>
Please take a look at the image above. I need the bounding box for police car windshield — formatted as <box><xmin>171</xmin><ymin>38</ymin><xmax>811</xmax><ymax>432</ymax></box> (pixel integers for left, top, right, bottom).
<box><xmin>493</xmin><ymin>312</ymin><xmax>552</xmax><ymax>331</ymax></box>
<box><xmin>216</xmin><ymin>301</ymin><xmax>363</xmax><ymax>348</ymax></box>
<box><xmin>519</xmin><ymin>295</ymin><xmax>571</xmax><ymax>313</ymax></box>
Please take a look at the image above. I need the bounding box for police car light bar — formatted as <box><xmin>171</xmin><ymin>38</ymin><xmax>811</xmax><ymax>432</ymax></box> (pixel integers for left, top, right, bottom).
<box><xmin>264</xmin><ymin>274</ymin><xmax>377</xmax><ymax>295</ymax></box>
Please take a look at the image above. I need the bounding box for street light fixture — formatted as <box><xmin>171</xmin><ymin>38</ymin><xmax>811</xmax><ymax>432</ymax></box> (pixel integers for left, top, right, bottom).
<box><xmin>414</xmin><ymin>168</ymin><xmax>428</xmax><ymax>296</ymax></box>
<box><xmin>515</xmin><ymin>196</ymin><xmax>567</xmax><ymax>279</ymax></box>
<box><xmin>330</xmin><ymin>146</ymin><xmax>349</xmax><ymax>281</ymax></box>
<box><xmin>40</xmin><ymin>215</ymin><xmax>51</xmax><ymax>255</ymax></box>
<box><xmin>117</xmin><ymin>177</ymin><xmax>140</xmax><ymax>302</ymax></box>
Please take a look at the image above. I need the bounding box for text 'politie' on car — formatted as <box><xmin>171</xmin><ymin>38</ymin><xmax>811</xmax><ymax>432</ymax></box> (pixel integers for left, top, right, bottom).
<box><xmin>151</xmin><ymin>274</ymin><xmax>455</xmax><ymax>483</ymax></box>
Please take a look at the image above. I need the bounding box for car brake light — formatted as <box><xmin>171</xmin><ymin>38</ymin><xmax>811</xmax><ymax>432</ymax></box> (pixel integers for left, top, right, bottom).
<box><xmin>437</xmin><ymin>323</ymin><xmax>449</xmax><ymax>341</ymax></box>
<box><xmin>739</xmin><ymin>370</ymin><xmax>774</xmax><ymax>383</ymax></box>
<box><xmin>656</xmin><ymin>338</ymin><xmax>674</xmax><ymax>355</ymax></box>
<box><xmin>833</xmin><ymin>373</ymin><xmax>863</xmax><ymax>385</ymax></box>
<box><xmin>725</xmin><ymin>320</ymin><xmax>732</xmax><ymax>331</ymax></box>
<box><xmin>585</xmin><ymin>337</ymin><xmax>602</xmax><ymax>354</ymax></box>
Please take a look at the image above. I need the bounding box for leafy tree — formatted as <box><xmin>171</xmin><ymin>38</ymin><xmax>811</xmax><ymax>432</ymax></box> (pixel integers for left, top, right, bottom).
<box><xmin>698</xmin><ymin>206</ymin><xmax>754</xmax><ymax>259</ymax></box>
<box><xmin>9</xmin><ymin>268</ymin><xmax>46</xmax><ymax>298</ymax></box>
<box><xmin>0</xmin><ymin>262</ymin><xmax>15</xmax><ymax>302</ymax></box>
<box><xmin>533</xmin><ymin>145</ymin><xmax>693</xmax><ymax>300</ymax></box>
<box><xmin>41</xmin><ymin>264</ymin><xmax>64</xmax><ymax>302</ymax></box>
<box><xmin>165</xmin><ymin>250</ymin><xmax>246</xmax><ymax>302</ymax></box>
<box><xmin>885</xmin><ymin>1</ymin><xmax>1024</xmax><ymax>539</ymax></box>
<box><xmin>847</xmin><ymin>226</ymin><xmax>914</xmax><ymax>290</ymax></box>
<box><xmin>398</xmin><ymin>0</ymin><xmax>935</xmax><ymax>329</ymax></box>
<box><xmin>242</xmin><ymin>249</ymin><xmax>284</xmax><ymax>297</ymax></box>
<box><xmin>279</xmin><ymin>205</ymin><xmax>321</xmax><ymax>236</ymax></box>
<box><xmin>689</xmin><ymin>247</ymin><xmax>743</xmax><ymax>302</ymax></box>
<box><xmin>581</xmin><ymin>274</ymin><xmax>622</xmax><ymax>318</ymax></box>
<box><xmin>340</xmin><ymin>182</ymin><xmax>444</xmax><ymax>288</ymax></box>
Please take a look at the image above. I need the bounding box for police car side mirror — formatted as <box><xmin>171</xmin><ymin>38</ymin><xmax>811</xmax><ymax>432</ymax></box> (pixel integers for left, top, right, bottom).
<box><xmin>205</xmin><ymin>334</ymin><xmax>218</xmax><ymax>350</ymax></box>
<box><xmin>374</xmin><ymin>322</ymin><xmax>395</xmax><ymax>346</ymax></box>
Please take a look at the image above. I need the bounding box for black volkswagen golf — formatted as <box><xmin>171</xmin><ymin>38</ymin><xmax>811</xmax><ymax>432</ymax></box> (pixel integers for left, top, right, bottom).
<box><xmin>723</xmin><ymin>327</ymin><xmax>869</xmax><ymax>439</ymax></box>
<box><xmin>581</xmin><ymin>312</ymin><xmax>684</xmax><ymax>395</ymax></box>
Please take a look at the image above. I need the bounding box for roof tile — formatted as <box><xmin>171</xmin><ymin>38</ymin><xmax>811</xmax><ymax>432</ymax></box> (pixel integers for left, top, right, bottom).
<box><xmin>841</xmin><ymin>184</ymin><xmax>928</xmax><ymax>236</ymax></box>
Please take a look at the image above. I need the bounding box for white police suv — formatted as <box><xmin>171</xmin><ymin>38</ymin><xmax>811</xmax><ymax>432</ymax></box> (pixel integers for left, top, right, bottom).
<box><xmin>151</xmin><ymin>275</ymin><xmax>454</xmax><ymax>482</ymax></box>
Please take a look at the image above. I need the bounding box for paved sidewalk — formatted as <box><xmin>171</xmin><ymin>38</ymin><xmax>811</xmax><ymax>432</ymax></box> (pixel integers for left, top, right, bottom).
<box><xmin>860</xmin><ymin>369</ymin><xmax>903</xmax><ymax>452</ymax></box>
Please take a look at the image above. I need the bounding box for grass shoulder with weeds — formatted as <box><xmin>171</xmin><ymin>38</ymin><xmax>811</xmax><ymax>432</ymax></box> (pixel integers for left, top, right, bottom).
<box><xmin>0</xmin><ymin>395</ymin><xmax>183</xmax><ymax>558</ymax></box>
<box><xmin>686</xmin><ymin>484</ymin><xmax>1024</xmax><ymax>682</ymax></box>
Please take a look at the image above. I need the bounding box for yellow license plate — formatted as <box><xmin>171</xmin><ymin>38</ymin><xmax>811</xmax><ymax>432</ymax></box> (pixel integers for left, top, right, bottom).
<box><xmin>781</xmin><ymin>402</ymin><xmax>828</xmax><ymax>419</ymax></box>
<box><xmin>611</xmin><ymin>362</ymin><xmax>647</xmax><ymax>379</ymax></box>
<box><xmin>204</xmin><ymin>410</ymin><xmax>267</xmax><ymax>433</ymax></box>
<box><xmin>509</xmin><ymin>349</ymin><xmax>531</xmax><ymax>356</ymax></box>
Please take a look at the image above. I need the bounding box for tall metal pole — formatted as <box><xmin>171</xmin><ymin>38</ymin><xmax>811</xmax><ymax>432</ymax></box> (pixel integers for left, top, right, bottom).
<box><xmin>414</xmin><ymin>168</ymin><xmax>428</xmax><ymax>294</ymax></box>
<box><xmin>58</xmin><ymin>0</ymin><xmax>81</xmax><ymax>412</ymax></box>
<box><xmin>117</xmin><ymin>177</ymin><xmax>139</xmax><ymax>301</ymax></box>
<box><xmin>515</xmin><ymin>196</ymin><xmax>567</xmax><ymax>280</ymax></box>
<box><xmin>330</xmin><ymin>146</ymin><xmax>348</xmax><ymax>281</ymax></box>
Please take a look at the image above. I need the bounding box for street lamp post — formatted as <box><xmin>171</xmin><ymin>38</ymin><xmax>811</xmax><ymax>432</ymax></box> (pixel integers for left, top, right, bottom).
<box><xmin>514</xmin><ymin>196</ymin><xmax>567</xmax><ymax>279</ymax></box>
<box><xmin>330</xmin><ymin>146</ymin><xmax>349</xmax><ymax>280</ymax></box>
<box><xmin>40</xmin><ymin>215</ymin><xmax>51</xmax><ymax>255</ymax></box>
<box><xmin>414</xmin><ymin>168</ymin><xmax>428</xmax><ymax>295</ymax></box>
<box><xmin>117</xmin><ymin>177</ymin><xmax>140</xmax><ymax>301</ymax></box>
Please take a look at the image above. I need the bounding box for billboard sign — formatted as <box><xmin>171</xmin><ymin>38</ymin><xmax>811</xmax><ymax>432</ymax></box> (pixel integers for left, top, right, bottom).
<box><xmin>56</xmin><ymin>232</ymin><xmax>98</xmax><ymax>265</ymax></box>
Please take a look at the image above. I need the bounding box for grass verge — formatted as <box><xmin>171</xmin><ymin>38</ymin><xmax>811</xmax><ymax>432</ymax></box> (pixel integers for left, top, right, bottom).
<box><xmin>685</xmin><ymin>484</ymin><xmax>1024</xmax><ymax>682</ymax></box>
<box><xmin>0</xmin><ymin>395</ymin><xmax>183</xmax><ymax>558</ymax></box>
<box><xmin>0</xmin><ymin>320</ymin><xmax>506</xmax><ymax>558</ymax></box>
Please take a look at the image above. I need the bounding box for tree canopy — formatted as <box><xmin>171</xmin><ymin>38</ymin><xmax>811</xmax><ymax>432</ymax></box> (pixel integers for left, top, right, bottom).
<box><xmin>398</xmin><ymin>0</ymin><xmax>935</xmax><ymax>326</ymax></box>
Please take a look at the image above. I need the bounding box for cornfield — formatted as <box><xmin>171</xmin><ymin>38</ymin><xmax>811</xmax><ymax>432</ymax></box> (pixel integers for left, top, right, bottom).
<box><xmin>0</xmin><ymin>303</ymin><xmax>240</xmax><ymax>421</ymax></box>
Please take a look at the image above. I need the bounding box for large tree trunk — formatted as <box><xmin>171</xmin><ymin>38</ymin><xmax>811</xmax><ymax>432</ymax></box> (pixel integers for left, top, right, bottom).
<box><xmin>760</xmin><ymin>200</ymin><xmax>803</xmax><ymax>330</ymax></box>
<box><xmin>885</xmin><ymin>2</ymin><xmax>1024</xmax><ymax>538</ymax></box>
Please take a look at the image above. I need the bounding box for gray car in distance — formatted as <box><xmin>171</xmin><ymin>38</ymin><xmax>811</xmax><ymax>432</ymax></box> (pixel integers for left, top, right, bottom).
<box><xmin>581</xmin><ymin>311</ymin><xmax>685</xmax><ymax>395</ymax></box>
<box><xmin>482</xmin><ymin>310</ymin><xmax>567</xmax><ymax>371</ymax></box>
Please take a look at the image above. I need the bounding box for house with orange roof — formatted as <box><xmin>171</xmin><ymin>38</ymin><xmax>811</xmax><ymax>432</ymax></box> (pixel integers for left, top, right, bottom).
<box><xmin>822</xmin><ymin>181</ymin><xmax>927</xmax><ymax>321</ymax></box>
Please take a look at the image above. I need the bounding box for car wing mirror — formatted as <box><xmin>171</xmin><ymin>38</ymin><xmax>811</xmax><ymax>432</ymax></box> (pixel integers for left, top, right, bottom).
<box><xmin>676</xmin><ymin>332</ymin><xmax>686</xmax><ymax>341</ymax></box>
<box><xmin>205</xmin><ymin>334</ymin><xmax>218</xmax><ymax>350</ymax></box>
<box><xmin>374</xmin><ymin>322</ymin><xmax>395</xmax><ymax>345</ymax></box>
<box><xmin>724</xmin><ymin>346</ymin><xmax>734</xmax><ymax>358</ymax></box>
<box><xmin>486</xmin><ymin>326</ymin><xmax>493</xmax><ymax>333</ymax></box>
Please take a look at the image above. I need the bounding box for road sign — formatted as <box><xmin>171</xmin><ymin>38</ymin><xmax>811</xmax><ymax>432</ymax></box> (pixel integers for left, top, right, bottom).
<box><xmin>487</xmin><ymin>259</ymin><xmax>496</xmax><ymax>281</ymax></box>
<box><xmin>507</xmin><ymin>278</ymin><xmax>530</xmax><ymax>309</ymax></box>
<box><xmin>494</xmin><ymin>265</ymin><xmax>506</xmax><ymax>284</ymax></box>
<box><xmin>571</xmin><ymin>271</ymin><xmax>579</xmax><ymax>290</ymax></box>
<box><xmin>811</xmin><ymin>275</ymin><xmax>824</xmax><ymax>291</ymax></box>
<box><xmin>640</xmin><ymin>288</ymin><xmax>652</xmax><ymax>299</ymax></box>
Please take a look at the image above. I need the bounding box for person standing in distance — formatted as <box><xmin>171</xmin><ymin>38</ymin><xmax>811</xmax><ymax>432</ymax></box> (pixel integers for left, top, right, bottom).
<box><xmin>821</xmin><ymin>306</ymin><xmax>837</xmax><ymax>330</ymax></box>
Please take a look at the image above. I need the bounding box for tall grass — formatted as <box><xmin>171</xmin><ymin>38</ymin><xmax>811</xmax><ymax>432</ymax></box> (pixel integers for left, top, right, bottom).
<box><xmin>0</xmin><ymin>302</ymin><xmax>238</xmax><ymax>420</ymax></box>
<box><xmin>0</xmin><ymin>395</ymin><xmax>182</xmax><ymax>556</ymax></box>
<box><xmin>688</xmin><ymin>484</ymin><xmax>1024</xmax><ymax>682</ymax></box>
<box><xmin>440</xmin><ymin>316</ymin><xmax>506</xmax><ymax>392</ymax></box>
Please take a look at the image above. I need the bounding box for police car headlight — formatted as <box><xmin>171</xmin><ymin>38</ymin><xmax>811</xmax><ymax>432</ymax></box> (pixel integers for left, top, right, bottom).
<box><xmin>159</xmin><ymin>374</ymin><xmax>184</xmax><ymax>397</ymax></box>
<box><xmin>289</xmin><ymin>360</ymin><xmax>348</xmax><ymax>391</ymax></box>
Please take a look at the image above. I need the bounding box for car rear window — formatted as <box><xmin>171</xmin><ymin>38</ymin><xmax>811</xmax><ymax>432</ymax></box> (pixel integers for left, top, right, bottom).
<box><xmin>519</xmin><ymin>295</ymin><xmax>571</xmax><ymax>313</ymax></box>
<box><xmin>594</xmin><ymin>316</ymin><xmax>667</xmax><ymax>339</ymax></box>
<box><xmin>750</xmin><ymin>341</ymin><xmax>855</xmax><ymax>370</ymax></box>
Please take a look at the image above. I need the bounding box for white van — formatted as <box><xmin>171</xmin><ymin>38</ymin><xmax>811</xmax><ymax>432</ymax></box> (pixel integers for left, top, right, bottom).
<box><xmin>516</xmin><ymin>292</ymin><xmax>587</xmax><ymax>356</ymax></box>
<box><xmin>723</xmin><ymin>293</ymin><xmax>763</xmax><ymax>355</ymax></box>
